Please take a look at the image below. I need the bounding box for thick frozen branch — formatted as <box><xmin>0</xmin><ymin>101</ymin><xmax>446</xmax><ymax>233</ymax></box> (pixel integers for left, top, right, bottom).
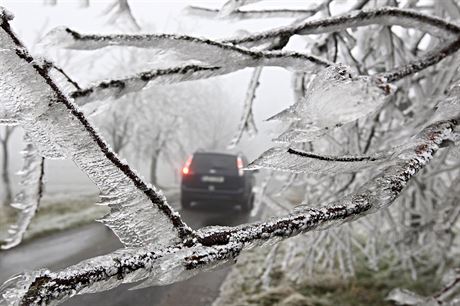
<box><xmin>1</xmin><ymin>142</ymin><xmax>44</xmax><ymax>250</ymax></box>
<box><xmin>224</xmin><ymin>7</ymin><xmax>460</xmax><ymax>46</ymax></box>
<box><xmin>0</xmin><ymin>8</ymin><xmax>194</xmax><ymax>248</ymax></box>
<box><xmin>2</xmin><ymin>118</ymin><xmax>458</xmax><ymax>305</ymax></box>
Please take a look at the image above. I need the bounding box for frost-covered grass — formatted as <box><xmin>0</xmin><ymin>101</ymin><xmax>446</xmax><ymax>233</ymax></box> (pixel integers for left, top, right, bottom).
<box><xmin>0</xmin><ymin>188</ymin><xmax>180</xmax><ymax>244</ymax></box>
<box><xmin>0</xmin><ymin>192</ymin><xmax>106</xmax><ymax>243</ymax></box>
<box><xmin>215</xmin><ymin>247</ymin><xmax>444</xmax><ymax>306</ymax></box>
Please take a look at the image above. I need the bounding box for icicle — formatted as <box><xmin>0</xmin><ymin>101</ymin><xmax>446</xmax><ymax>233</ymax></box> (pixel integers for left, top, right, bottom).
<box><xmin>1</xmin><ymin>140</ymin><xmax>44</xmax><ymax>250</ymax></box>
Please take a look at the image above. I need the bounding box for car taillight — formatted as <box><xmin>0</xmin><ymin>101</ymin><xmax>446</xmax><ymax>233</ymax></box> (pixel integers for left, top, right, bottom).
<box><xmin>237</xmin><ymin>157</ymin><xmax>244</xmax><ymax>176</ymax></box>
<box><xmin>182</xmin><ymin>155</ymin><xmax>193</xmax><ymax>176</ymax></box>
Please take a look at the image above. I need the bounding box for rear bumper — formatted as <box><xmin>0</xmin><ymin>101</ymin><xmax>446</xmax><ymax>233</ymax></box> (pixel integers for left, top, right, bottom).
<box><xmin>181</xmin><ymin>186</ymin><xmax>247</xmax><ymax>203</ymax></box>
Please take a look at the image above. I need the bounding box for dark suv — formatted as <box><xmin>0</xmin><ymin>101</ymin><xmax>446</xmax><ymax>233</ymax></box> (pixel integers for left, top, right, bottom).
<box><xmin>180</xmin><ymin>152</ymin><xmax>255</xmax><ymax>211</ymax></box>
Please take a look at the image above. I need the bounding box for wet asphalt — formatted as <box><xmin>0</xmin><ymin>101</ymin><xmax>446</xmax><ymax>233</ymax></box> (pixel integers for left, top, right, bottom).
<box><xmin>0</xmin><ymin>197</ymin><xmax>262</xmax><ymax>306</ymax></box>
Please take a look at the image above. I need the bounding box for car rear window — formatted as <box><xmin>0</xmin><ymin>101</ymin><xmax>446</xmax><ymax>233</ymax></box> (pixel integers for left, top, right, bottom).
<box><xmin>191</xmin><ymin>154</ymin><xmax>237</xmax><ymax>174</ymax></box>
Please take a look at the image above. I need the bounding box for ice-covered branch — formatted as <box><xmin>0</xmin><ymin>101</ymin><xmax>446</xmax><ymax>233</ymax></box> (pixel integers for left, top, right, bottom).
<box><xmin>0</xmin><ymin>8</ymin><xmax>194</xmax><ymax>247</ymax></box>
<box><xmin>379</xmin><ymin>38</ymin><xmax>460</xmax><ymax>82</ymax></box>
<box><xmin>104</xmin><ymin>0</ymin><xmax>141</xmax><ymax>32</ymax></box>
<box><xmin>71</xmin><ymin>64</ymin><xmax>222</xmax><ymax>105</ymax></box>
<box><xmin>185</xmin><ymin>6</ymin><xmax>318</xmax><ymax>20</ymax></box>
<box><xmin>1</xmin><ymin>142</ymin><xmax>44</xmax><ymax>250</ymax></box>
<box><xmin>67</xmin><ymin>52</ymin><xmax>330</xmax><ymax>104</ymax></box>
<box><xmin>268</xmin><ymin>65</ymin><xmax>394</xmax><ymax>143</ymax></box>
<box><xmin>247</xmin><ymin>146</ymin><xmax>388</xmax><ymax>174</ymax></box>
<box><xmin>2</xmin><ymin>118</ymin><xmax>458</xmax><ymax>305</ymax></box>
<box><xmin>40</xmin><ymin>27</ymin><xmax>331</xmax><ymax>68</ymax></box>
<box><xmin>219</xmin><ymin>0</ymin><xmax>264</xmax><ymax>16</ymax></box>
<box><xmin>228</xmin><ymin>66</ymin><xmax>261</xmax><ymax>148</ymax></box>
<box><xmin>224</xmin><ymin>7</ymin><xmax>460</xmax><ymax>46</ymax></box>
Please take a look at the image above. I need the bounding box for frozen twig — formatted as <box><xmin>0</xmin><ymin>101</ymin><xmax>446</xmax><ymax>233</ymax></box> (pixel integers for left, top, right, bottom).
<box><xmin>71</xmin><ymin>64</ymin><xmax>222</xmax><ymax>105</ymax></box>
<box><xmin>380</xmin><ymin>38</ymin><xmax>460</xmax><ymax>82</ymax></box>
<box><xmin>228</xmin><ymin>66</ymin><xmax>262</xmax><ymax>148</ymax></box>
<box><xmin>185</xmin><ymin>6</ymin><xmax>318</xmax><ymax>20</ymax></box>
<box><xmin>224</xmin><ymin>7</ymin><xmax>460</xmax><ymax>46</ymax></box>
<box><xmin>219</xmin><ymin>0</ymin><xmax>264</xmax><ymax>16</ymax></box>
<box><xmin>104</xmin><ymin>0</ymin><xmax>141</xmax><ymax>31</ymax></box>
<box><xmin>67</xmin><ymin>55</ymin><xmax>329</xmax><ymax>104</ymax></box>
<box><xmin>247</xmin><ymin>146</ymin><xmax>388</xmax><ymax>174</ymax></box>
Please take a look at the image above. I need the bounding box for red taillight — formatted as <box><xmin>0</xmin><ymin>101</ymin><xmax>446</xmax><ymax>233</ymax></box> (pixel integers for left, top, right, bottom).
<box><xmin>182</xmin><ymin>156</ymin><xmax>193</xmax><ymax>176</ymax></box>
<box><xmin>237</xmin><ymin>157</ymin><xmax>244</xmax><ymax>176</ymax></box>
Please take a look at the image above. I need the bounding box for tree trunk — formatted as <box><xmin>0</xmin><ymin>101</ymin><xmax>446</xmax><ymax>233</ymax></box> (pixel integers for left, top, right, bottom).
<box><xmin>150</xmin><ymin>151</ymin><xmax>159</xmax><ymax>186</ymax></box>
<box><xmin>1</xmin><ymin>139</ymin><xmax>12</xmax><ymax>207</ymax></box>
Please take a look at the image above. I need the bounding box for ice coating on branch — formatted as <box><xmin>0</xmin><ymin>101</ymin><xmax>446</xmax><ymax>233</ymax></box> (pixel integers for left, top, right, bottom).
<box><xmin>186</xmin><ymin>6</ymin><xmax>317</xmax><ymax>20</ymax></box>
<box><xmin>270</xmin><ymin>65</ymin><xmax>393</xmax><ymax>143</ymax></box>
<box><xmin>40</xmin><ymin>27</ymin><xmax>331</xmax><ymax>105</ymax></box>
<box><xmin>247</xmin><ymin>146</ymin><xmax>389</xmax><ymax>174</ymax></box>
<box><xmin>0</xmin><ymin>7</ymin><xmax>13</xmax><ymax>24</ymax></box>
<box><xmin>226</xmin><ymin>7</ymin><xmax>460</xmax><ymax>47</ymax></box>
<box><xmin>39</xmin><ymin>27</ymin><xmax>331</xmax><ymax>69</ymax></box>
<box><xmin>70</xmin><ymin>52</ymin><xmax>330</xmax><ymax>104</ymax></box>
<box><xmin>0</xmin><ymin>14</ymin><xmax>193</xmax><ymax>248</ymax></box>
<box><xmin>219</xmin><ymin>0</ymin><xmax>263</xmax><ymax>16</ymax></box>
<box><xmin>266</xmin><ymin>105</ymin><xmax>300</xmax><ymax>121</ymax></box>
<box><xmin>1</xmin><ymin>141</ymin><xmax>44</xmax><ymax>250</ymax></box>
<box><xmin>0</xmin><ymin>270</ymin><xmax>49</xmax><ymax>306</ymax></box>
<box><xmin>228</xmin><ymin>66</ymin><xmax>261</xmax><ymax>149</ymax></box>
<box><xmin>71</xmin><ymin>64</ymin><xmax>223</xmax><ymax>105</ymax></box>
<box><xmin>432</xmin><ymin>84</ymin><xmax>460</xmax><ymax>124</ymax></box>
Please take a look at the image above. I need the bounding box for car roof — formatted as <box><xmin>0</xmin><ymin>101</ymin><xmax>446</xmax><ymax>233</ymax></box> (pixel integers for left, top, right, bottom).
<box><xmin>193</xmin><ymin>151</ymin><xmax>238</xmax><ymax>157</ymax></box>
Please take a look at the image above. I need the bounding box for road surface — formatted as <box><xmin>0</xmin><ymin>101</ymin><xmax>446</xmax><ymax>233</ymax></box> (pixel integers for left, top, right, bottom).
<box><xmin>0</xmin><ymin>198</ymin><xmax>263</xmax><ymax>306</ymax></box>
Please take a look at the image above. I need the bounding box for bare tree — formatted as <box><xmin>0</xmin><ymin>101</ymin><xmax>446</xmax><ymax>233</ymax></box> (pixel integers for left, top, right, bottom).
<box><xmin>0</xmin><ymin>1</ymin><xmax>460</xmax><ymax>305</ymax></box>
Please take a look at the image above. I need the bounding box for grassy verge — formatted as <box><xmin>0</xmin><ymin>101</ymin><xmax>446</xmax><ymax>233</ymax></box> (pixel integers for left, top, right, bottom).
<box><xmin>0</xmin><ymin>192</ymin><xmax>106</xmax><ymax>243</ymax></box>
<box><xmin>214</xmin><ymin>246</ymin><xmax>443</xmax><ymax>306</ymax></box>
<box><xmin>0</xmin><ymin>188</ymin><xmax>179</xmax><ymax>244</ymax></box>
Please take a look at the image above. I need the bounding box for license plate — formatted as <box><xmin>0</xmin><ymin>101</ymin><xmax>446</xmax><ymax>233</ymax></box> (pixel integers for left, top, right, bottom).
<box><xmin>201</xmin><ymin>176</ymin><xmax>225</xmax><ymax>183</ymax></box>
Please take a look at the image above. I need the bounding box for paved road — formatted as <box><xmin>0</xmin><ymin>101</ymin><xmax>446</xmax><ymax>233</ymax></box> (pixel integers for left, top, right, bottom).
<box><xmin>0</xmin><ymin>199</ymin><xmax>262</xmax><ymax>306</ymax></box>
